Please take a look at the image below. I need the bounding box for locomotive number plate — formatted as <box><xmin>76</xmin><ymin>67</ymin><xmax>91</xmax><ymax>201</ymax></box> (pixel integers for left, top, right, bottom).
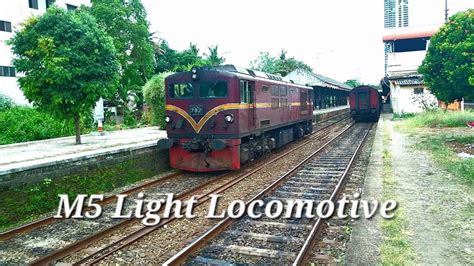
<box><xmin>189</xmin><ymin>105</ymin><xmax>204</xmax><ymax>116</ymax></box>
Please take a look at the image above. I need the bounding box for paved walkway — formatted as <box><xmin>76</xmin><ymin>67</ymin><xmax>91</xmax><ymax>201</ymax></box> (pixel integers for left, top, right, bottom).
<box><xmin>0</xmin><ymin>127</ymin><xmax>166</xmax><ymax>175</ymax></box>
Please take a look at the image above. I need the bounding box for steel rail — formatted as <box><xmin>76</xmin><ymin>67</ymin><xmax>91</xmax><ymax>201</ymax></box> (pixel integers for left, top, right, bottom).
<box><xmin>0</xmin><ymin>172</ymin><xmax>183</xmax><ymax>241</ymax></box>
<box><xmin>29</xmin><ymin>171</ymin><xmax>229</xmax><ymax>266</ymax></box>
<box><xmin>163</xmin><ymin>122</ymin><xmax>357</xmax><ymax>266</ymax></box>
<box><xmin>293</xmin><ymin>123</ymin><xmax>372</xmax><ymax>266</ymax></box>
<box><xmin>73</xmin><ymin>121</ymin><xmax>354</xmax><ymax>265</ymax></box>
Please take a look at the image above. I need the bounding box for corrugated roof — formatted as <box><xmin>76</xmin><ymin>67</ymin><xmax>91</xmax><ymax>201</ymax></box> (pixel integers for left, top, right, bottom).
<box><xmin>392</xmin><ymin>77</ymin><xmax>423</xmax><ymax>86</ymax></box>
<box><xmin>285</xmin><ymin>69</ymin><xmax>352</xmax><ymax>91</ymax></box>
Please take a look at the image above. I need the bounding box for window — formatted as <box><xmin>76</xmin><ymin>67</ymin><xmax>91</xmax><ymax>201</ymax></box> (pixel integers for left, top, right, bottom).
<box><xmin>199</xmin><ymin>80</ymin><xmax>227</xmax><ymax>98</ymax></box>
<box><xmin>261</xmin><ymin>85</ymin><xmax>269</xmax><ymax>93</ymax></box>
<box><xmin>46</xmin><ymin>0</ymin><xmax>55</xmax><ymax>8</ymax></box>
<box><xmin>280</xmin><ymin>98</ymin><xmax>288</xmax><ymax>107</ymax></box>
<box><xmin>271</xmin><ymin>85</ymin><xmax>279</xmax><ymax>96</ymax></box>
<box><xmin>279</xmin><ymin>86</ymin><xmax>287</xmax><ymax>96</ymax></box>
<box><xmin>414</xmin><ymin>88</ymin><xmax>424</xmax><ymax>94</ymax></box>
<box><xmin>271</xmin><ymin>98</ymin><xmax>279</xmax><ymax>109</ymax></box>
<box><xmin>240</xmin><ymin>80</ymin><xmax>253</xmax><ymax>104</ymax></box>
<box><xmin>169</xmin><ymin>83</ymin><xmax>193</xmax><ymax>99</ymax></box>
<box><xmin>0</xmin><ymin>21</ymin><xmax>12</xmax><ymax>32</ymax></box>
<box><xmin>0</xmin><ymin>66</ymin><xmax>16</xmax><ymax>77</ymax></box>
<box><xmin>66</xmin><ymin>4</ymin><xmax>78</xmax><ymax>11</ymax></box>
<box><xmin>300</xmin><ymin>92</ymin><xmax>308</xmax><ymax>111</ymax></box>
<box><xmin>29</xmin><ymin>0</ymin><xmax>38</xmax><ymax>9</ymax></box>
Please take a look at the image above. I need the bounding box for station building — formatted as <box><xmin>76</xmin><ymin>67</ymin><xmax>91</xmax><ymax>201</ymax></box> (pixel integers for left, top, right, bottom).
<box><xmin>382</xmin><ymin>26</ymin><xmax>440</xmax><ymax>114</ymax></box>
<box><xmin>286</xmin><ymin>69</ymin><xmax>352</xmax><ymax>110</ymax></box>
<box><xmin>0</xmin><ymin>0</ymin><xmax>90</xmax><ymax>105</ymax></box>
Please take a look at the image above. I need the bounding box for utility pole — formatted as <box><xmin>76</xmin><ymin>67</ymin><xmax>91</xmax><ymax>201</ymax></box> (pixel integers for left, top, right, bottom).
<box><xmin>444</xmin><ymin>0</ymin><xmax>449</xmax><ymax>22</ymax></box>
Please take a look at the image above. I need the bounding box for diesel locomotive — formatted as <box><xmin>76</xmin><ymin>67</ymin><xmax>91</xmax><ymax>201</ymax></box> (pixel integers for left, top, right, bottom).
<box><xmin>157</xmin><ymin>65</ymin><xmax>313</xmax><ymax>172</ymax></box>
<box><xmin>349</xmin><ymin>85</ymin><xmax>382</xmax><ymax>122</ymax></box>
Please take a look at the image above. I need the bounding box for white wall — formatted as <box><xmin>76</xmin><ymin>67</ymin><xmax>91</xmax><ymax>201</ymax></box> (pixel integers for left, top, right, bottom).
<box><xmin>391</xmin><ymin>84</ymin><xmax>437</xmax><ymax>114</ymax></box>
<box><xmin>0</xmin><ymin>0</ymin><xmax>90</xmax><ymax>105</ymax></box>
<box><xmin>387</xmin><ymin>50</ymin><xmax>427</xmax><ymax>76</ymax></box>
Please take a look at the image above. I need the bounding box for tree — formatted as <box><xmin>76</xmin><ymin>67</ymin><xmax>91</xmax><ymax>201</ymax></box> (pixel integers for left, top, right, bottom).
<box><xmin>344</xmin><ymin>79</ymin><xmax>362</xmax><ymax>88</ymax></box>
<box><xmin>250</xmin><ymin>50</ymin><xmax>312</xmax><ymax>76</ymax></box>
<box><xmin>9</xmin><ymin>7</ymin><xmax>120</xmax><ymax>144</ymax></box>
<box><xmin>154</xmin><ymin>41</ymin><xmax>226</xmax><ymax>73</ymax></box>
<box><xmin>143</xmin><ymin>73</ymin><xmax>171</xmax><ymax>129</ymax></box>
<box><xmin>418</xmin><ymin>9</ymin><xmax>474</xmax><ymax>104</ymax></box>
<box><xmin>89</xmin><ymin>0</ymin><xmax>154</xmax><ymax>109</ymax></box>
<box><xmin>204</xmin><ymin>45</ymin><xmax>225</xmax><ymax>66</ymax></box>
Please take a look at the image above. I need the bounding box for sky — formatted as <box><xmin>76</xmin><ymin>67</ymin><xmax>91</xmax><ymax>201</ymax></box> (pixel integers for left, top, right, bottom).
<box><xmin>141</xmin><ymin>0</ymin><xmax>472</xmax><ymax>84</ymax></box>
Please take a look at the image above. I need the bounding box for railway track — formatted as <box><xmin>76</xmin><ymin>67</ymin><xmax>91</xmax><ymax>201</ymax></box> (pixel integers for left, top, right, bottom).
<box><xmin>164</xmin><ymin>122</ymin><xmax>372</xmax><ymax>265</ymax></box>
<box><xmin>65</xmin><ymin>116</ymin><xmax>353</xmax><ymax>265</ymax></box>
<box><xmin>0</xmin><ymin>113</ymin><xmax>352</xmax><ymax>265</ymax></box>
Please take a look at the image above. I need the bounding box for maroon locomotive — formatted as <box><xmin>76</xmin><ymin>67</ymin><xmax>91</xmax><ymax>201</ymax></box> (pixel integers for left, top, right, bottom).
<box><xmin>349</xmin><ymin>85</ymin><xmax>382</xmax><ymax>122</ymax></box>
<box><xmin>157</xmin><ymin>65</ymin><xmax>313</xmax><ymax>172</ymax></box>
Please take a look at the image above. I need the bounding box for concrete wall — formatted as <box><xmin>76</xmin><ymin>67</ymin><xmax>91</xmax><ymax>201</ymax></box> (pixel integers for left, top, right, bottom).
<box><xmin>390</xmin><ymin>85</ymin><xmax>437</xmax><ymax>114</ymax></box>
<box><xmin>0</xmin><ymin>146</ymin><xmax>169</xmax><ymax>190</ymax></box>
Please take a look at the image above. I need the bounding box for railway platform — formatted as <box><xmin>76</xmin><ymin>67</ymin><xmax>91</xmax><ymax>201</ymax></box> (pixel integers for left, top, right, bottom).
<box><xmin>313</xmin><ymin>105</ymin><xmax>349</xmax><ymax>121</ymax></box>
<box><xmin>0</xmin><ymin>127</ymin><xmax>167</xmax><ymax>188</ymax></box>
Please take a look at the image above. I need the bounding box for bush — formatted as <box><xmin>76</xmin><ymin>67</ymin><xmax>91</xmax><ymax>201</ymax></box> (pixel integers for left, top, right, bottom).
<box><xmin>0</xmin><ymin>107</ymin><xmax>74</xmax><ymax>145</ymax></box>
<box><xmin>399</xmin><ymin>109</ymin><xmax>474</xmax><ymax>128</ymax></box>
<box><xmin>0</xmin><ymin>94</ymin><xmax>15</xmax><ymax>111</ymax></box>
<box><xmin>143</xmin><ymin>73</ymin><xmax>172</xmax><ymax>129</ymax></box>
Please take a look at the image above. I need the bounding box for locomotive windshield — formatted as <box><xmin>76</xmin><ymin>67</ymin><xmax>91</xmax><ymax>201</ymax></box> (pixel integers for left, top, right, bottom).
<box><xmin>169</xmin><ymin>83</ymin><xmax>193</xmax><ymax>99</ymax></box>
<box><xmin>199</xmin><ymin>80</ymin><xmax>227</xmax><ymax>98</ymax></box>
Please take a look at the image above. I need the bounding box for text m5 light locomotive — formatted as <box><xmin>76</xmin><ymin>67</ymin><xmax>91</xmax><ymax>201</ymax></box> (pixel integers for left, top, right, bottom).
<box><xmin>158</xmin><ymin>65</ymin><xmax>313</xmax><ymax>172</ymax></box>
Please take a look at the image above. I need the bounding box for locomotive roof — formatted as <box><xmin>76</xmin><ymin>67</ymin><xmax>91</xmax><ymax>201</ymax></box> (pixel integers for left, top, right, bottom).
<box><xmin>196</xmin><ymin>64</ymin><xmax>311</xmax><ymax>88</ymax></box>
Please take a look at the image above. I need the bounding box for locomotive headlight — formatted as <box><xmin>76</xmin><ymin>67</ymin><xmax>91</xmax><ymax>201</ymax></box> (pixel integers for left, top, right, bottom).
<box><xmin>224</xmin><ymin>114</ymin><xmax>234</xmax><ymax>123</ymax></box>
<box><xmin>164</xmin><ymin>115</ymin><xmax>172</xmax><ymax>123</ymax></box>
<box><xmin>191</xmin><ymin>67</ymin><xmax>198</xmax><ymax>80</ymax></box>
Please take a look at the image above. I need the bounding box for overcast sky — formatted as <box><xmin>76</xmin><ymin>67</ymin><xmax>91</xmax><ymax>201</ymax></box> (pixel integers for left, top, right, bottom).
<box><xmin>141</xmin><ymin>0</ymin><xmax>472</xmax><ymax>84</ymax></box>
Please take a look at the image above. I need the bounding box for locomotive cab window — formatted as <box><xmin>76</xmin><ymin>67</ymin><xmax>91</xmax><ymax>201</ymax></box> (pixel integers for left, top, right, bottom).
<box><xmin>199</xmin><ymin>80</ymin><xmax>227</xmax><ymax>98</ymax></box>
<box><xmin>169</xmin><ymin>83</ymin><xmax>194</xmax><ymax>99</ymax></box>
<box><xmin>300</xmin><ymin>91</ymin><xmax>308</xmax><ymax>111</ymax></box>
<box><xmin>240</xmin><ymin>80</ymin><xmax>254</xmax><ymax>104</ymax></box>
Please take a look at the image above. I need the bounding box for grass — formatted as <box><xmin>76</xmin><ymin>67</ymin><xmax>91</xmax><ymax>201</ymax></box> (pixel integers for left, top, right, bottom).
<box><xmin>395</xmin><ymin>110</ymin><xmax>474</xmax><ymax>185</ymax></box>
<box><xmin>395</xmin><ymin>109</ymin><xmax>474</xmax><ymax>129</ymax></box>
<box><xmin>415</xmin><ymin>135</ymin><xmax>474</xmax><ymax>185</ymax></box>
<box><xmin>380</xmin><ymin>121</ymin><xmax>417</xmax><ymax>264</ymax></box>
<box><xmin>0</xmin><ymin>156</ymin><xmax>168</xmax><ymax>232</ymax></box>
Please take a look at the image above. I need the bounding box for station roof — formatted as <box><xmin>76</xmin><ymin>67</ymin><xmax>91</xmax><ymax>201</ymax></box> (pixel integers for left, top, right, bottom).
<box><xmin>383</xmin><ymin>26</ymin><xmax>439</xmax><ymax>41</ymax></box>
<box><xmin>285</xmin><ymin>69</ymin><xmax>352</xmax><ymax>91</ymax></box>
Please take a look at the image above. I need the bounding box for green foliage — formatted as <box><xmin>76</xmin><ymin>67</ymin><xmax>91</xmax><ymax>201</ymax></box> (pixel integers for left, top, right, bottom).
<box><xmin>154</xmin><ymin>41</ymin><xmax>226</xmax><ymax>73</ymax></box>
<box><xmin>418</xmin><ymin>9</ymin><xmax>474</xmax><ymax>104</ymax></box>
<box><xmin>397</xmin><ymin>109</ymin><xmax>474</xmax><ymax>128</ymax></box>
<box><xmin>249</xmin><ymin>49</ymin><xmax>312</xmax><ymax>76</ymax></box>
<box><xmin>89</xmin><ymin>0</ymin><xmax>154</xmax><ymax>109</ymax></box>
<box><xmin>344</xmin><ymin>79</ymin><xmax>362</xmax><ymax>88</ymax></box>
<box><xmin>416</xmin><ymin>135</ymin><xmax>474</xmax><ymax>184</ymax></box>
<box><xmin>0</xmin><ymin>107</ymin><xmax>75</xmax><ymax>145</ymax></box>
<box><xmin>204</xmin><ymin>45</ymin><xmax>226</xmax><ymax>66</ymax></box>
<box><xmin>0</xmin><ymin>94</ymin><xmax>15</xmax><ymax>111</ymax></box>
<box><xmin>8</xmin><ymin>7</ymin><xmax>120</xmax><ymax>144</ymax></box>
<box><xmin>143</xmin><ymin>73</ymin><xmax>171</xmax><ymax>128</ymax></box>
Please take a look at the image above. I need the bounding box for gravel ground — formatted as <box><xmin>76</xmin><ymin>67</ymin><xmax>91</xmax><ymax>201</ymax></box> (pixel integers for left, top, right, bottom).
<box><xmin>0</xmin><ymin>170</ymin><xmax>220</xmax><ymax>264</ymax></box>
<box><xmin>184</xmin><ymin>123</ymin><xmax>371</xmax><ymax>265</ymax></box>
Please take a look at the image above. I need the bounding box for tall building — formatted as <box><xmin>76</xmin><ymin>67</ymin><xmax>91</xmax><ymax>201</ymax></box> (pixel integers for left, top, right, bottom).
<box><xmin>0</xmin><ymin>0</ymin><xmax>90</xmax><ymax>104</ymax></box>
<box><xmin>384</xmin><ymin>0</ymin><xmax>410</xmax><ymax>74</ymax></box>
<box><xmin>384</xmin><ymin>0</ymin><xmax>409</xmax><ymax>28</ymax></box>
